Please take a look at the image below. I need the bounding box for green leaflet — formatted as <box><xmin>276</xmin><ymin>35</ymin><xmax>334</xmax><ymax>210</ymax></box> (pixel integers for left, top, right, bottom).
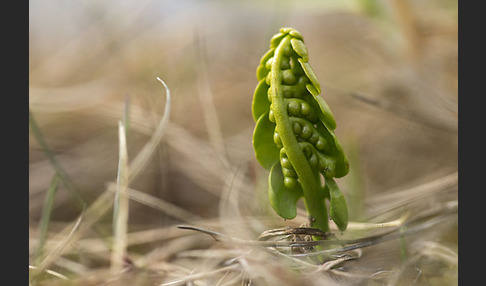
<box><xmin>315</xmin><ymin>121</ymin><xmax>349</xmax><ymax>178</ymax></box>
<box><xmin>269</xmin><ymin>162</ymin><xmax>304</xmax><ymax>220</ymax></box>
<box><xmin>313</xmin><ymin>94</ymin><xmax>337</xmax><ymax>130</ymax></box>
<box><xmin>252</xmin><ymin>79</ymin><xmax>271</xmax><ymax>122</ymax></box>
<box><xmin>325</xmin><ymin>177</ymin><xmax>349</xmax><ymax>232</ymax></box>
<box><xmin>298</xmin><ymin>59</ymin><xmax>320</xmax><ymax>94</ymax></box>
<box><xmin>253</xmin><ymin>111</ymin><xmax>279</xmax><ymax>169</ymax></box>
<box><xmin>256</xmin><ymin>49</ymin><xmax>274</xmax><ymax>81</ymax></box>
<box><xmin>290</xmin><ymin>38</ymin><xmax>308</xmax><ymax>62</ymax></box>
<box><xmin>251</xmin><ymin>27</ymin><xmax>349</xmax><ymax>234</ymax></box>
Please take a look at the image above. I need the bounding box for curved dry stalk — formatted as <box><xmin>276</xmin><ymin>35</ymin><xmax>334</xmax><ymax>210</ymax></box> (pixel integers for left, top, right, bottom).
<box><xmin>128</xmin><ymin>77</ymin><xmax>171</xmax><ymax>182</ymax></box>
<box><xmin>29</xmin><ymin>265</ymin><xmax>69</xmax><ymax>281</ymax></box>
<box><xmin>109</xmin><ymin>77</ymin><xmax>171</xmax><ymax>274</ymax></box>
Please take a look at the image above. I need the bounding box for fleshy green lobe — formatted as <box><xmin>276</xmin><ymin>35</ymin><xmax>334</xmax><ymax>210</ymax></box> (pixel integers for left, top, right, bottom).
<box><xmin>256</xmin><ymin>49</ymin><xmax>274</xmax><ymax>80</ymax></box>
<box><xmin>315</xmin><ymin>122</ymin><xmax>349</xmax><ymax>178</ymax></box>
<box><xmin>290</xmin><ymin>38</ymin><xmax>308</xmax><ymax>61</ymax></box>
<box><xmin>252</xmin><ymin>79</ymin><xmax>271</xmax><ymax>122</ymax></box>
<box><xmin>253</xmin><ymin>112</ymin><xmax>279</xmax><ymax>169</ymax></box>
<box><xmin>325</xmin><ymin>177</ymin><xmax>348</xmax><ymax>231</ymax></box>
<box><xmin>313</xmin><ymin>94</ymin><xmax>337</xmax><ymax>130</ymax></box>
<box><xmin>298</xmin><ymin>58</ymin><xmax>320</xmax><ymax>94</ymax></box>
<box><xmin>269</xmin><ymin>162</ymin><xmax>304</xmax><ymax>219</ymax></box>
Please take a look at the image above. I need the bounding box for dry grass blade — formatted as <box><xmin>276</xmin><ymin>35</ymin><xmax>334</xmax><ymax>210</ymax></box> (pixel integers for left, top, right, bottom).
<box><xmin>117</xmin><ymin>186</ymin><xmax>202</xmax><ymax>222</ymax></box>
<box><xmin>31</xmin><ymin>210</ymin><xmax>84</xmax><ymax>280</ymax></box>
<box><xmin>161</xmin><ymin>264</ymin><xmax>240</xmax><ymax>286</ymax></box>
<box><xmin>177</xmin><ymin>225</ymin><xmax>244</xmax><ymax>244</ymax></box>
<box><xmin>29</xmin><ymin>79</ymin><xmax>112</xmax><ymax>113</ymax></box>
<box><xmin>52</xmin><ymin>257</ymin><xmax>89</xmax><ymax>275</ymax></box>
<box><xmin>345</xmin><ymin>216</ymin><xmax>407</xmax><ymax>230</ymax></box>
<box><xmin>31</xmin><ymin>190</ymin><xmax>116</xmax><ymax>280</ymax></box>
<box><xmin>349</xmin><ymin>91</ymin><xmax>457</xmax><ymax>133</ymax></box>
<box><xmin>111</xmin><ymin>121</ymin><xmax>130</xmax><ymax>273</ymax></box>
<box><xmin>311</xmin><ymin>249</ymin><xmax>363</xmax><ymax>273</ymax></box>
<box><xmin>366</xmin><ymin>172</ymin><xmax>458</xmax><ymax>219</ymax></box>
<box><xmin>218</xmin><ymin>163</ymin><xmax>247</xmax><ymax>237</ymax></box>
<box><xmin>414</xmin><ymin>241</ymin><xmax>458</xmax><ymax>265</ymax></box>
<box><xmin>29</xmin><ymin>265</ymin><xmax>69</xmax><ymax>281</ymax></box>
<box><xmin>194</xmin><ymin>29</ymin><xmax>229</xmax><ymax>169</ymax></box>
<box><xmin>127</xmin><ymin>77</ymin><xmax>171</xmax><ymax>182</ymax></box>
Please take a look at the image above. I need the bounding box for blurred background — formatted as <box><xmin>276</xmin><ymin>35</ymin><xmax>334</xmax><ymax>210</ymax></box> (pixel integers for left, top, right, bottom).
<box><xmin>29</xmin><ymin>0</ymin><xmax>457</xmax><ymax>284</ymax></box>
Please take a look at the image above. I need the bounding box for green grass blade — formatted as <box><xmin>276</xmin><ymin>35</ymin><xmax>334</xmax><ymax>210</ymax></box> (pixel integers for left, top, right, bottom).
<box><xmin>33</xmin><ymin>173</ymin><xmax>60</xmax><ymax>265</ymax></box>
<box><xmin>29</xmin><ymin>109</ymin><xmax>86</xmax><ymax>209</ymax></box>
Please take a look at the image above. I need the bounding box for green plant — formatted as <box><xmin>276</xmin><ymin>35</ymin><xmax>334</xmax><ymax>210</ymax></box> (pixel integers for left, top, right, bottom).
<box><xmin>252</xmin><ymin>27</ymin><xmax>349</xmax><ymax>234</ymax></box>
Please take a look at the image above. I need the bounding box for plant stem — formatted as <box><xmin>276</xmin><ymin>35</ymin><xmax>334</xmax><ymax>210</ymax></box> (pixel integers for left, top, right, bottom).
<box><xmin>271</xmin><ymin>36</ymin><xmax>329</xmax><ymax>233</ymax></box>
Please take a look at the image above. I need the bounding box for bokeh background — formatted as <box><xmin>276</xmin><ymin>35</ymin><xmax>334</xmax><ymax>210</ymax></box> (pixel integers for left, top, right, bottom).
<box><xmin>29</xmin><ymin>0</ymin><xmax>458</xmax><ymax>284</ymax></box>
